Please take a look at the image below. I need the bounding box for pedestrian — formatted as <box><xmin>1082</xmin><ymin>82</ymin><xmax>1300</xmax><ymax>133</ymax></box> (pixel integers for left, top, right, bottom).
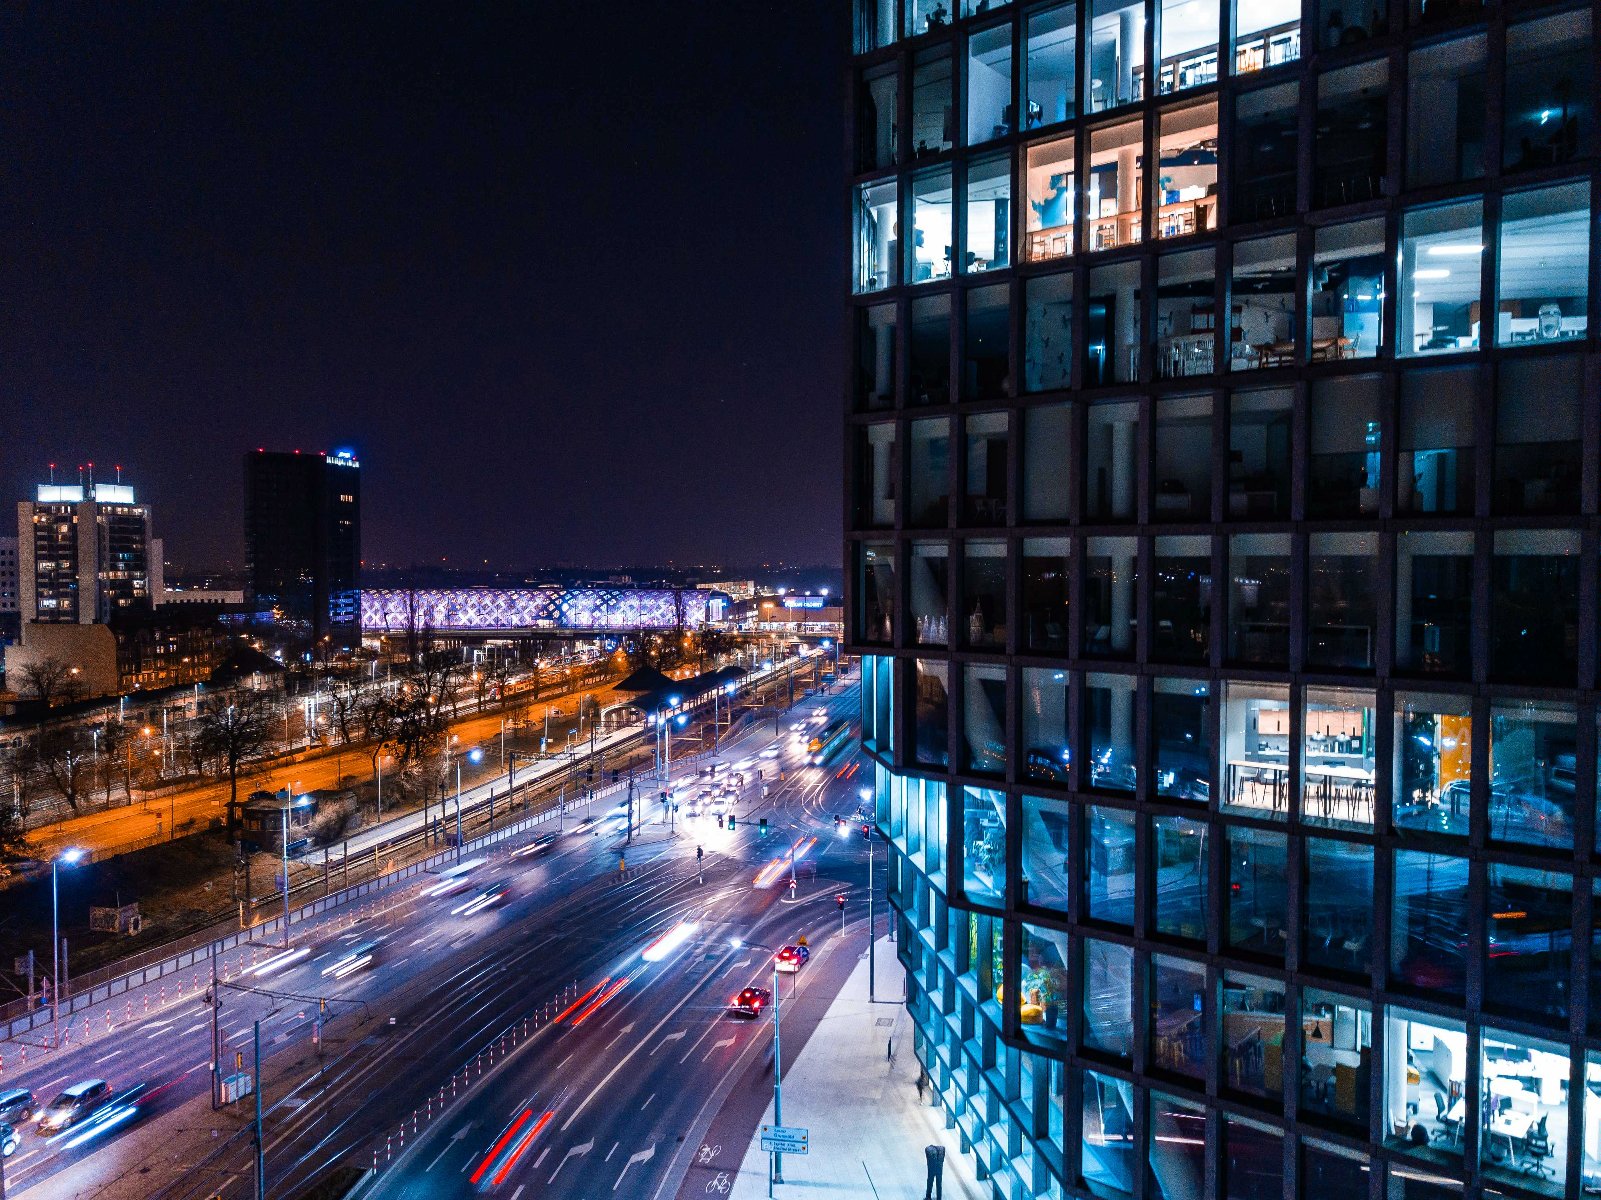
<box><xmin>923</xmin><ymin>1144</ymin><xmax>945</xmax><ymax>1200</ymax></box>
<box><xmin>916</xmin><ymin>1069</ymin><xmax>927</xmax><ymax>1101</ymax></box>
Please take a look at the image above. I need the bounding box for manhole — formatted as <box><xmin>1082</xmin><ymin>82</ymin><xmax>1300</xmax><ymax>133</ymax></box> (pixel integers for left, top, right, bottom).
<box><xmin>876</xmin><ymin>1017</ymin><xmax>894</xmax><ymax>1027</ymax></box>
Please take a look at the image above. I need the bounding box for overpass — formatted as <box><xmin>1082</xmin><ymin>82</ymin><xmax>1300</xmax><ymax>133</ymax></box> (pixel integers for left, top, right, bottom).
<box><xmin>359</xmin><ymin>585</ymin><xmax>730</xmax><ymax>635</ymax></box>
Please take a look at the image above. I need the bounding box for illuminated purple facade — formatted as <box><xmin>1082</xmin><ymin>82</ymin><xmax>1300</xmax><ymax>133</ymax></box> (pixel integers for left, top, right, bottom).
<box><xmin>359</xmin><ymin>587</ymin><xmax>728</xmax><ymax>632</ymax></box>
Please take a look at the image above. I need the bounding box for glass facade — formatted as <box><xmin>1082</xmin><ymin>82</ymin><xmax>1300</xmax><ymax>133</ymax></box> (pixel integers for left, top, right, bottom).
<box><xmin>847</xmin><ymin>0</ymin><xmax>1601</xmax><ymax>1194</ymax></box>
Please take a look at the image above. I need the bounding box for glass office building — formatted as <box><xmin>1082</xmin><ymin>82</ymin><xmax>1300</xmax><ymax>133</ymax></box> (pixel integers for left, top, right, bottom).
<box><xmin>846</xmin><ymin>0</ymin><xmax>1600</xmax><ymax>1195</ymax></box>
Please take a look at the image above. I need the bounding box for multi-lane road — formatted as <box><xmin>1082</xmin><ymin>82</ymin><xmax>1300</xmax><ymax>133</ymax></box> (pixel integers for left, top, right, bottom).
<box><xmin>3</xmin><ymin>671</ymin><xmax>871</xmax><ymax>1200</ymax></box>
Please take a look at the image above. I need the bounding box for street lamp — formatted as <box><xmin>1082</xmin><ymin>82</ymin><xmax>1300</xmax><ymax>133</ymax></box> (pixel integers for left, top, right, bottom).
<box><xmin>51</xmin><ymin>848</ymin><xmax>85</xmax><ymax>1048</ymax></box>
<box><xmin>729</xmin><ymin>937</ymin><xmax>788</xmax><ymax>1193</ymax></box>
<box><xmin>859</xmin><ymin>784</ymin><xmax>879</xmax><ymax>1001</ymax></box>
<box><xmin>454</xmin><ymin>747</ymin><xmax>483</xmax><ymax>856</ymax></box>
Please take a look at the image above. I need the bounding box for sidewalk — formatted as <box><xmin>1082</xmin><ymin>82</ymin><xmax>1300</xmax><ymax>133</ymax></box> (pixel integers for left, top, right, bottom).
<box><xmin>726</xmin><ymin>939</ymin><xmax>986</xmax><ymax>1200</ymax></box>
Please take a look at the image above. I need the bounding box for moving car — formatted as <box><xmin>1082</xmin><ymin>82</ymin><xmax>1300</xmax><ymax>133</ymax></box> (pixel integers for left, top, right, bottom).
<box><xmin>511</xmin><ymin>832</ymin><xmax>559</xmax><ymax>858</ymax></box>
<box><xmin>37</xmin><ymin>1080</ymin><xmax>111</xmax><ymax>1134</ymax></box>
<box><xmin>730</xmin><ymin>986</ymin><xmax>772</xmax><ymax>1017</ymax></box>
<box><xmin>774</xmin><ymin>945</ymin><xmax>810</xmax><ymax>973</ymax></box>
<box><xmin>1</xmin><ymin>1122</ymin><xmax>16</xmax><ymax>1157</ymax></box>
<box><xmin>451</xmin><ymin>883</ymin><xmax>508</xmax><ymax>917</ymax></box>
<box><xmin>0</xmin><ymin>1088</ymin><xmax>35</xmax><ymax>1126</ymax></box>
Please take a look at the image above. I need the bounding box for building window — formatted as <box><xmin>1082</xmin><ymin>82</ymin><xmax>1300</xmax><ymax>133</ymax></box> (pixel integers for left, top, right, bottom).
<box><xmin>856</xmin><ymin>178</ymin><xmax>900</xmax><ymax>292</ymax></box>
<box><xmin>1084</xmin><ymin>537</ymin><xmax>1139</xmax><ymax>659</ymax></box>
<box><xmin>1152</xmin><ymin>536</ymin><xmax>1211</xmax><ymax>665</ymax></box>
<box><xmin>1229</xmin><ymin>387</ymin><xmax>1292</xmax><ymax>519</ymax></box>
<box><xmin>1406</xmin><ymin>35</ymin><xmax>1486</xmax><ymax>188</ymax></box>
<box><xmin>964</xmin><ymin>412</ymin><xmax>1009</xmax><ymax>524</ymax></box>
<box><xmin>1022</xmin><ymin>666</ymin><xmax>1072</xmax><ymax>784</ymax></box>
<box><xmin>1301</xmin><ymin>685</ymin><xmax>1376</xmax><ymax>830</ymax></box>
<box><xmin>1303</xmin><ymin>836</ymin><xmax>1372</xmax><ymax>977</ymax></box>
<box><xmin>1018</xmin><ymin>922</ymin><xmax>1071</xmax><ymax>1042</ymax></box>
<box><xmin>1150</xmin><ymin>1092</ymin><xmax>1207</xmax><ymax>1198</ymax></box>
<box><xmin>1397</xmin><ymin>365</ymin><xmax>1476</xmax><ymax>516</ymax></box>
<box><xmin>1393</xmin><ymin>692</ymin><xmax>1471</xmax><ymax>839</ymax></box>
<box><xmin>1234</xmin><ymin>0</ymin><xmax>1300</xmax><ymax>76</ymax></box>
<box><xmin>1088</xmin><ymin>120</ymin><xmax>1144</xmax><ymax>250</ymax></box>
<box><xmin>1082</xmin><ymin>1069</ymin><xmax>1136</xmax><ymax>1193</ymax></box>
<box><xmin>1496</xmin><ymin>181</ymin><xmax>1590</xmax><ymax>346</ymax></box>
<box><xmin>1394</xmin><ymin>530</ymin><xmax>1473</xmax><ymax>679</ymax></box>
<box><xmin>911</xmin><ymin>293</ymin><xmax>953</xmax><ymax>405</ymax></box>
<box><xmin>1085</xmin><ymin>261</ymin><xmax>1142</xmax><ymax>385</ymax></box>
<box><xmin>1025</xmin><ymin>136</ymin><xmax>1077</xmax><ymax>264</ymax></box>
<box><xmin>857</xmin><ymin>62</ymin><xmax>899</xmax><ymax>173</ymax></box>
<box><xmin>964</xmin><ymin>283</ymin><xmax>1011</xmax><ymax>398</ymax></box>
<box><xmin>1489</xmin><ymin>698</ymin><xmax>1576</xmax><ymax>850</ymax></box>
<box><xmin>963</xmin><ymin>666</ymin><xmax>1008</xmax><ymax>776</ymax></box>
<box><xmin>1021</xmin><ymin>793</ymin><xmax>1072</xmax><ymax>911</ymax></box>
<box><xmin>1088</xmin><ymin>0</ymin><xmax>1146</xmax><ymax>113</ymax></box>
<box><xmin>854</xmin><ymin>303</ymin><xmax>898</xmax><ymax>410</ymax></box>
<box><xmin>912</xmin><ymin>46</ymin><xmax>954</xmax><ymax>156</ymax></box>
<box><xmin>1479</xmin><ymin>1029</ymin><xmax>1570</xmax><ymax>1195</ymax></box>
<box><xmin>962</xmin><ymin>538</ymin><xmax>1008</xmax><ymax>648</ymax></box>
<box><xmin>915</xmin><ymin>658</ymin><xmax>951</xmax><ymax>766</ymax></box>
<box><xmin>1227</xmin><ymin>826</ymin><xmax>1287</xmax><ymax>958</ymax></box>
<box><xmin>1086</xmin><ymin>671</ymin><xmax>1138</xmax><ymax>790</ymax></box>
<box><xmin>1222</xmin><ymin>680</ymin><xmax>1291</xmax><ymax>818</ymax></box>
<box><xmin>1226</xmin><ymin>534</ymin><xmax>1291</xmax><ymax>667</ymax></box>
<box><xmin>857</xmin><ymin>541</ymin><xmax>896</xmax><ymax>644</ymax></box>
<box><xmin>1022</xmin><ymin>404</ymin><xmax>1072</xmax><ymax>523</ymax></box>
<box><xmin>1491</xmin><ymin>529</ymin><xmax>1579</xmax><ymax>686</ymax></box>
<box><xmin>1300</xmin><ymin>989</ymin><xmax>1372</xmax><ymax>1129</ymax></box>
<box><xmin>1312</xmin><ymin>218</ymin><xmax>1385</xmax><ymax>358</ymax></box>
<box><xmin>1495</xmin><ymin>354</ymin><xmax>1582</xmax><ymax>515</ymax></box>
<box><xmin>1221</xmin><ymin>970</ymin><xmax>1283</xmax><ymax>1098</ymax></box>
<box><xmin>1024</xmin><ymin>272</ymin><xmax>1074</xmax><ymax>392</ymax></box>
<box><xmin>1485</xmin><ymin>868</ymin><xmax>1573</xmax><ymax>1028</ymax></box>
<box><xmin>1157</xmin><ymin>251</ymin><xmax>1217</xmax><ymax>379</ymax></box>
<box><xmin>967</xmin><ymin>23</ymin><xmax>1015</xmax><ymax>145</ymax></box>
<box><xmin>961</xmin><ymin>785</ymin><xmax>1007</xmax><ymax>902</ymax></box>
<box><xmin>855</xmin><ymin>0</ymin><xmax>896</xmax><ymax>53</ymax></box>
<box><xmin>1083</xmin><ymin>937</ymin><xmax>1135</xmax><ymax>1056</ymax></box>
<box><xmin>1313</xmin><ymin>59</ymin><xmax>1387</xmax><ymax>209</ymax></box>
<box><xmin>963</xmin><ymin>154</ymin><xmax>1012</xmax><ymax>272</ymax></box>
<box><xmin>1231</xmin><ymin>81</ymin><xmax>1298</xmax><ymax>223</ymax></box>
<box><xmin>1022</xmin><ymin>538</ymin><xmax>1072</xmax><ymax>652</ymax></box>
<box><xmin>909</xmin><ymin>417</ymin><xmax>952</xmax><ymax>527</ymax></box>
<box><xmin>1309</xmin><ymin>376</ymin><xmax>1382</xmax><ymax>518</ymax></box>
<box><xmin>1504</xmin><ymin>10</ymin><xmax>1592</xmax><ymax>173</ymax></box>
<box><xmin>1151</xmin><ymin>953</ymin><xmax>1207</xmax><ymax>1079</ymax></box>
<box><xmin>911</xmin><ymin>541</ymin><xmax>951</xmax><ymax>645</ymax></box>
<box><xmin>1307</xmin><ymin>532</ymin><xmax>1379</xmax><ymax>672</ymax></box>
<box><xmin>1025</xmin><ymin>3</ymin><xmax>1078</xmax><ymax>127</ymax></box>
<box><xmin>1160</xmin><ymin>0</ymin><xmax>1219</xmax><ymax>93</ymax></box>
<box><xmin>1152</xmin><ymin>394</ymin><xmax>1211</xmax><ymax>518</ymax></box>
<box><xmin>1398</xmin><ymin>197</ymin><xmax>1484</xmax><ymax>357</ymax></box>
<box><xmin>1151</xmin><ymin>813</ymin><xmax>1208</xmax><ymax>940</ymax></box>
<box><xmin>913</xmin><ymin>168</ymin><xmax>955</xmax><ymax>282</ymax></box>
<box><xmin>854</xmin><ymin>422</ymin><xmax>897</xmax><ymax>528</ymax></box>
<box><xmin>1085</xmin><ymin>400</ymin><xmax>1140</xmax><ymax>519</ymax></box>
<box><xmin>1157</xmin><ymin>102</ymin><xmax>1220</xmax><ymax>240</ymax></box>
<box><xmin>1391</xmin><ymin>849</ymin><xmax>1469</xmax><ymax>1000</ymax></box>
<box><xmin>1382</xmin><ymin>1008</ymin><xmax>1466</xmax><ymax>1156</ymax></box>
<box><xmin>1087</xmin><ymin>804</ymin><xmax>1137</xmax><ymax>925</ymax></box>
<box><xmin>1231</xmin><ymin>234</ymin><xmax>1298</xmax><ymax>369</ymax></box>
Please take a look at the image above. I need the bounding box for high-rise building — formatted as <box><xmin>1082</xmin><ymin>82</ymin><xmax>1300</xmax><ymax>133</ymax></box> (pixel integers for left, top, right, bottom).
<box><xmin>0</xmin><ymin>535</ymin><xmax>19</xmax><ymax>646</ymax></box>
<box><xmin>846</xmin><ymin>5</ymin><xmax>1597</xmax><ymax>1197</ymax></box>
<box><xmin>16</xmin><ymin>478</ymin><xmax>154</xmax><ymax>624</ymax></box>
<box><xmin>244</xmin><ymin>449</ymin><xmax>361</xmax><ymax>646</ymax></box>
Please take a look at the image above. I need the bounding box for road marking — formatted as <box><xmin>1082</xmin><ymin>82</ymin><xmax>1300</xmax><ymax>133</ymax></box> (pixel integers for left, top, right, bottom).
<box><xmin>550</xmin><ymin>1137</ymin><xmax>594</xmax><ymax>1183</ymax></box>
<box><xmin>558</xmin><ymin>1053</ymin><xmax>574</xmax><ymax>1070</ymax></box>
<box><xmin>511</xmin><ymin>1188</ymin><xmax>524</xmax><ymax>1200</ymax></box>
<box><xmin>650</xmin><ymin>1030</ymin><xmax>685</xmax><ymax>1055</ymax></box>
<box><xmin>532</xmin><ymin>1147</ymin><xmax>550</xmax><ymax>1169</ymax></box>
<box><xmin>605</xmin><ymin>1142</ymin><xmax>619</xmax><ymax>1162</ymax></box>
<box><xmin>642</xmin><ymin>1092</ymin><xmax>655</xmax><ymax>1110</ymax></box>
<box><xmin>93</xmin><ymin>1049</ymin><xmax>126</xmax><ymax>1065</ymax></box>
<box><xmin>426</xmin><ymin>1123</ymin><xmax>475</xmax><ymax>1173</ymax></box>
<box><xmin>702</xmin><ymin>1036</ymin><xmax>736</xmax><ymax>1062</ymax></box>
<box><xmin>614</xmin><ymin>1143</ymin><xmax>656</xmax><ymax>1191</ymax></box>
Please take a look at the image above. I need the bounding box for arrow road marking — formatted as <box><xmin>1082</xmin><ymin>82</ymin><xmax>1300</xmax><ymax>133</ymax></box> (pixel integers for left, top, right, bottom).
<box><xmin>702</xmin><ymin>1036</ymin><xmax>735</xmax><ymax>1062</ymax></box>
<box><xmin>650</xmin><ymin>1029</ymin><xmax>685</xmax><ymax>1055</ymax></box>
<box><xmin>550</xmin><ymin>1138</ymin><xmax>595</xmax><ymax>1184</ymax></box>
<box><xmin>614</xmin><ymin>1143</ymin><xmax>656</xmax><ymax>1191</ymax></box>
<box><xmin>426</xmin><ymin>1123</ymin><xmax>475</xmax><ymax>1173</ymax></box>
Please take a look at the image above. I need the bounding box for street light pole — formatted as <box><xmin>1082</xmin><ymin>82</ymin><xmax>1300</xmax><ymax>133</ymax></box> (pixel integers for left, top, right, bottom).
<box><xmin>771</xmin><ymin>949</ymin><xmax>783</xmax><ymax>1190</ymax></box>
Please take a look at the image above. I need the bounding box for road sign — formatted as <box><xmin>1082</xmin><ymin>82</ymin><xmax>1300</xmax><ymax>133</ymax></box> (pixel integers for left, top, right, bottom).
<box><xmin>760</xmin><ymin>1124</ymin><xmax>809</xmax><ymax>1155</ymax></box>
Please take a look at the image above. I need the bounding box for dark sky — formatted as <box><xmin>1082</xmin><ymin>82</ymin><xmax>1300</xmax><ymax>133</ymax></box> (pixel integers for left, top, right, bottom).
<box><xmin>4</xmin><ymin>4</ymin><xmax>847</xmax><ymax>574</ymax></box>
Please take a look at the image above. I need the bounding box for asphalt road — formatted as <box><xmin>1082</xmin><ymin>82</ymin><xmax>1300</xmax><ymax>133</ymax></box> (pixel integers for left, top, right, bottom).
<box><xmin>4</xmin><ymin>669</ymin><xmax>864</xmax><ymax>1200</ymax></box>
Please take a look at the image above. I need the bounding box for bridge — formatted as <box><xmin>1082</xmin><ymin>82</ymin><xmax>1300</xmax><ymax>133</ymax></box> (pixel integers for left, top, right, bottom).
<box><xmin>359</xmin><ymin>586</ymin><xmax>730</xmax><ymax>634</ymax></box>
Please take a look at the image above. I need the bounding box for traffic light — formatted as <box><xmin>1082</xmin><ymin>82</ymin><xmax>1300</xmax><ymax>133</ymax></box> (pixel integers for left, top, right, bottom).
<box><xmin>611</xmin><ymin>768</ymin><xmax>621</xmax><ymax>783</ymax></box>
<box><xmin>697</xmin><ymin>845</ymin><xmax>704</xmax><ymax>861</ymax></box>
<box><xmin>861</xmin><ymin>823</ymin><xmax>872</xmax><ymax>839</ymax></box>
<box><xmin>727</xmin><ymin>814</ymin><xmax>737</xmax><ymax>830</ymax></box>
<box><xmin>835</xmin><ymin>893</ymin><xmax>846</xmax><ymax>911</ymax></box>
<box><xmin>759</xmin><ymin>816</ymin><xmax>768</xmax><ymax>835</ymax></box>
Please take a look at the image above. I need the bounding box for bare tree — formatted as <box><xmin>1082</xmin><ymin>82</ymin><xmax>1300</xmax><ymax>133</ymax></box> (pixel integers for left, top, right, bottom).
<box><xmin>20</xmin><ymin>657</ymin><xmax>82</xmax><ymax>710</ymax></box>
<box><xmin>194</xmin><ymin>692</ymin><xmax>276</xmax><ymax>834</ymax></box>
<box><xmin>95</xmin><ymin>720</ymin><xmax>134</xmax><ymax>806</ymax></box>
<box><xmin>326</xmin><ymin>677</ymin><xmax>367</xmax><ymax>746</ymax></box>
<box><xmin>36</xmin><ymin>728</ymin><xmax>92</xmax><ymax>814</ymax></box>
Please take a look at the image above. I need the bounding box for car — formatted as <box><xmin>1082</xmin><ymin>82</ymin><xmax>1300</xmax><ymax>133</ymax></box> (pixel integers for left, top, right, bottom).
<box><xmin>774</xmin><ymin>945</ymin><xmax>810</xmax><ymax>973</ymax></box>
<box><xmin>730</xmin><ymin>986</ymin><xmax>772</xmax><ymax>1017</ymax></box>
<box><xmin>1</xmin><ymin>1122</ymin><xmax>16</xmax><ymax>1157</ymax></box>
<box><xmin>451</xmin><ymin>884</ymin><xmax>507</xmax><ymax>917</ymax></box>
<box><xmin>511</xmin><ymin>832</ymin><xmax>560</xmax><ymax>858</ymax></box>
<box><xmin>37</xmin><ymin>1080</ymin><xmax>111</xmax><ymax>1134</ymax></box>
<box><xmin>0</xmin><ymin>1088</ymin><xmax>35</xmax><ymax>1126</ymax></box>
<box><xmin>759</xmin><ymin>745</ymin><xmax>781</xmax><ymax>759</ymax></box>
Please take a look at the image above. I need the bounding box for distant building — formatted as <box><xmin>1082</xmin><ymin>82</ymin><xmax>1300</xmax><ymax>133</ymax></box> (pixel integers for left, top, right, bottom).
<box><xmin>17</xmin><ymin>477</ymin><xmax>154</xmax><ymax>624</ymax></box>
<box><xmin>4</xmin><ymin>606</ymin><xmax>224</xmax><ymax>700</ymax></box>
<box><xmin>698</xmin><ymin>579</ymin><xmax>756</xmax><ymax>602</ymax></box>
<box><xmin>158</xmin><ymin>586</ymin><xmax>246</xmax><ymax>608</ymax></box>
<box><xmin>0</xmin><ymin>536</ymin><xmax>18</xmax><ymax>647</ymax></box>
<box><xmin>244</xmin><ymin>449</ymin><xmax>361</xmax><ymax>647</ymax></box>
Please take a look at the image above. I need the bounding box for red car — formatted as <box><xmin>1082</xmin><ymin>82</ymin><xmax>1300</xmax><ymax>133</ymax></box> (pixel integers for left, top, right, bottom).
<box><xmin>774</xmin><ymin>945</ymin><xmax>810</xmax><ymax>974</ymax></box>
<box><xmin>730</xmin><ymin>986</ymin><xmax>772</xmax><ymax>1017</ymax></box>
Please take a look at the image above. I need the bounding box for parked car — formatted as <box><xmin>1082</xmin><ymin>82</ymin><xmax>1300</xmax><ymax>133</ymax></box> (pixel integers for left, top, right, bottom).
<box><xmin>0</xmin><ymin>1088</ymin><xmax>35</xmax><ymax>1126</ymax></box>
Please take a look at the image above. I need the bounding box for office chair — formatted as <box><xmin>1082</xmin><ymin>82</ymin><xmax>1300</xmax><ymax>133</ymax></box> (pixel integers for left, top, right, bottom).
<box><xmin>1521</xmin><ymin>1115</ymin><xmax>1554</xmax><ymax>1180</ymax></box>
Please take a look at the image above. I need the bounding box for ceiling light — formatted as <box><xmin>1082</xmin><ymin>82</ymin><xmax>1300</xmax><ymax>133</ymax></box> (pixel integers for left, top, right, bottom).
<box><xmin>1426</xmin><ymin>243</ymin><xmax>1483</xmax><ymax>257</ymax></box>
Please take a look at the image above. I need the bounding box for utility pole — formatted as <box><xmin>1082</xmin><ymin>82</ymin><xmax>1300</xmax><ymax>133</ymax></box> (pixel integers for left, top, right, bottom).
<box><xmin>210</xmin><ymin>942</ymin><xmax>221</xmax><ymax>1109</ymax></box>
<box><xmin>280</xmin><ymin>791</ymin><xmax>291</xmax><ymax>949</ymax></box>
<box><xmin>253</xmin><ymin>1020</ymin><xmax>265</xmax><ymax>1200</ymax></box>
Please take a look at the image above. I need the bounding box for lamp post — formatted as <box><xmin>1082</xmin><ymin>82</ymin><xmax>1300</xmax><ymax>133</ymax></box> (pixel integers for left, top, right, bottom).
<box><xmin>51</xmin><ymin>848</ymin><xmax>85</xmax><ymax>1049</ymax></box>
<box><xmin>281</xmin><ymin>781</ymin><xmax>300</xmax><ymax>948</ymax></box>
<box><xmin>730</xmin><ymin>938</ymin><xmax>787</xmax><ymax>1192</ymax></box>
<box><xmin>454</xmin><ymin>747</ymin><xmax>482</xmax><ymax>856</ymax></box>
<box><xmin>859</xmin><ymin>784</ymin><xmax>877</xmax><ymax>1001</ymax></box>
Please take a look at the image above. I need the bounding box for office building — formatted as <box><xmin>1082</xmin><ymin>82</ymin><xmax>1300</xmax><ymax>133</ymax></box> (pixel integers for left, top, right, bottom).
<box><xmin>846</xmin><ymin>3</ymin><xmax>1598</xmax><ymax>1197</ymax></box>
<box><xmin>16</xmin><ymin>477</ymin><xmax>154</xmax><ymax>624</ymax></box>
<box><xmin>0</xmin><ymin>536</ymin><xmax>18</xmax><ymax>646</ymax></box>
<box><xmin>244</xmin><ymin>449</ymin><xmax>361</xmax><ymax>646</ymax></box>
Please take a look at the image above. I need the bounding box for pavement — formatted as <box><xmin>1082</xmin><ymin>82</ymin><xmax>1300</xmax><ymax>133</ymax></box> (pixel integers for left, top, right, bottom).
<box><xmin>695</xmin><ymin>937</ymin><xmax>987</xmax><ymax>1200</ymax></box>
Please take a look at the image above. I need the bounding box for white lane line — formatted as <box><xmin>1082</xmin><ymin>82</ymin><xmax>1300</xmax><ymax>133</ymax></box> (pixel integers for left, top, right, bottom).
<box><xmin>605</xmin><ymin>1142</ymin><xmax>619</xmax><ymax>1162</ymax></box>
<box><xmin>532</xmin><ymin>1146</ymin><xmax>550</xmax><ymax>1169</ymax></box>
<box><xmin>642</xmin><ymin>1092</ymin><xmax>655</xmax><ymax>1110</ymax></box>
<box><xmin>652</xmin><ymin>1030</ymin><xmax>685</xmax><ymax>1056</ymax></box>
<box><xmin>512</xmin><ymin>1187</ymin><xmax>525</xmax><ymax>1200</ymax></box>
<box><xmin>93</xmin><ymin>1049</ymin><xmax>126</xmax><ymax>1065</ymax></box>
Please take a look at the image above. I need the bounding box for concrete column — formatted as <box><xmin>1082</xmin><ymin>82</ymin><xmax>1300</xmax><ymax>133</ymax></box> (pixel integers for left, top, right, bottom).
<box><xmin>1118</xmin><ymin>8</ymin><xmax>1139</xmax><ymax>104</ymax></box>
<box><xmin>1110</xmin><ymin>552</ymin><xmax>1134</xmax><ymax>655</ymax></box>
<box><xmin>874</xmin><ymin>323</ymin><xmax>894</xmax><ymax>401</ymax></box>
<box><xmin>1111</xmin><ymin>419</ymin><xmax>1136</xmax><ymax>518</ymax></box>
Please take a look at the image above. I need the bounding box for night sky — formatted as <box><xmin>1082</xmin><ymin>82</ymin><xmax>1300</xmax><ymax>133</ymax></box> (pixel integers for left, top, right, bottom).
<box><xmin>4</xmin><ymin>4</ymin><xmax>847</xmax><ymax>574</ymax></box>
